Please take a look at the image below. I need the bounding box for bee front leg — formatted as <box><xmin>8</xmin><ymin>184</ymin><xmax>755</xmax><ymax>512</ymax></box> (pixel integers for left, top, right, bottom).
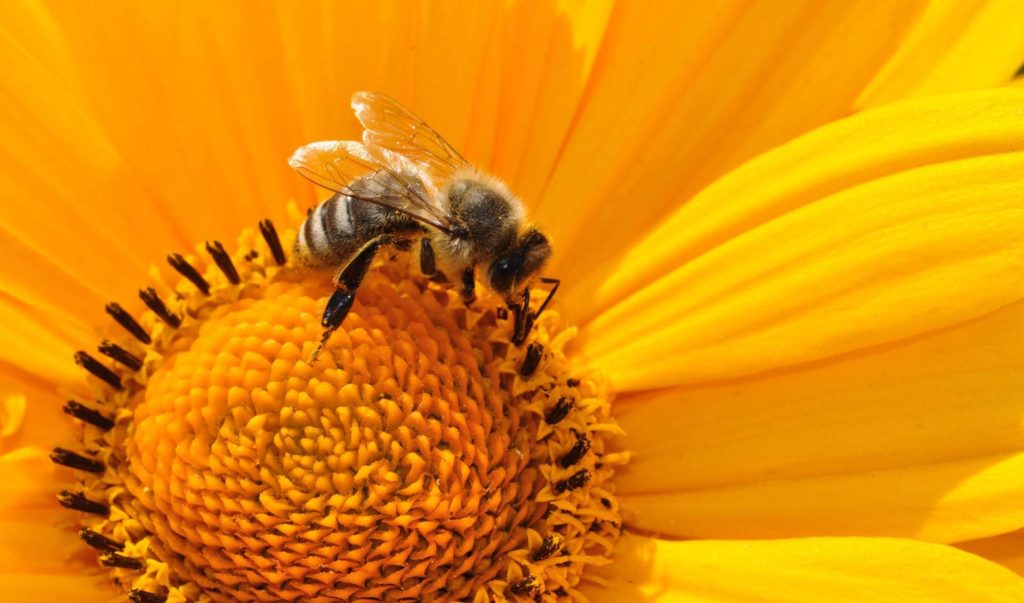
<box><xmin>461</xmin><ymin>266</ymin><xmax>476</xmax><ymax>305</ymax></box>
<box><xmin>312</xmin><ymin>237</ymin><xmax>386</xmax><ymax>362</ymax></box>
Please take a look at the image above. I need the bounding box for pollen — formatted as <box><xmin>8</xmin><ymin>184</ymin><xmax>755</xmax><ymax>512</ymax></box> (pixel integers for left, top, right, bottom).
<box><xmin>58</xmin><ymin>218</ymin><xmax>626</xmax><ymax>602</ymax></box>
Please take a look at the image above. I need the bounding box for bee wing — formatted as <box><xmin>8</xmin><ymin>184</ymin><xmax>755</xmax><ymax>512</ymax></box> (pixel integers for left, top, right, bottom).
<box><xmin>289</xmin><ymin>140</ymin><xmax>455</xmax><ymax>233</ymax></box>
<box><xmin>352</xmin><ymin>91</ymin><xmax>471</xmax><ymax>183</ymax></box>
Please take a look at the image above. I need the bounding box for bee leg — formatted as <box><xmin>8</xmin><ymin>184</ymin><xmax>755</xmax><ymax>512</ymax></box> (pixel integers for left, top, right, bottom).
<box><xmin>532</xmin><ymin>277</ymin><xmax>561</xmax><ymax>319</ymax></box>
<box><xmin>311</xmin><ymin>237</ymin><xmax>385</xmax><ymax>362</ymax></box>
<box><xmin>419</xmin><ymin>238</ymin><xmax>437</xmax><ymax>277</ymax></box>
<box><xmin>511</xmin><ymin>287</ymin><xmax>533</xmax><ymax>347</ymax></box>
<box><xmin>461</xmin><ymin>266</ymin><xmax>476</xmax><ymax>305</ymax></box>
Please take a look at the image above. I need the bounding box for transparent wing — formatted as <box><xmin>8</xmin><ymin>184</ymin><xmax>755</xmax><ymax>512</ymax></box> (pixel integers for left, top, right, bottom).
<box><xmin>289</xmin><ymin>140</ymin><xmax>454</xmax><ymax>233</ymax></box>
<box><xmin>352</xmin><ymin>91</ymin><xmax>471</xmax><ymax>182</ymax></box>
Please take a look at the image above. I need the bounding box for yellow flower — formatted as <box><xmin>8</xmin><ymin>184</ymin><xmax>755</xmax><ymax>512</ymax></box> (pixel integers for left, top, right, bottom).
<box><xmin>3</xmin><ymin>0</ymin><xmax>1024</xmax><ymax>601</ymax></box>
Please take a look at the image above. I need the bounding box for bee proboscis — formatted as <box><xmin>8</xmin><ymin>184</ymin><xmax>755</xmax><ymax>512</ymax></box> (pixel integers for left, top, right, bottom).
<box><xmin>290</xmin><ymin>92</ymin><xmax>559</xmax><ymax>360</ymax></box>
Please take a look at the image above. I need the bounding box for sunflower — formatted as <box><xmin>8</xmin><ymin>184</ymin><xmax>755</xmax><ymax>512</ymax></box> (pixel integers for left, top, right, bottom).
<box><xmin>3</xmin><ymin>0</ymin><xmax>1024</xmax><ymax>601</ymax></box>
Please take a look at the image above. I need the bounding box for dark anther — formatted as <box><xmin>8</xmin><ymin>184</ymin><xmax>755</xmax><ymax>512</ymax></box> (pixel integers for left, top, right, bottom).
<box><xmin>601</xmin><ymin>497</ymin><xmax>613</xmax><ymax>509</ymax></box>
<box><xmin>98</xmin><ymin>340</ymin><xmax>143</xmax><ymax>371</ymax></box>
<box><xmin>259</xmin><ymin>219</ymin><xmax>287</xmax><ymax>266</ymax></box>
<box><xmin>129</xmin><ymin>589</ymin><xmax>166</xmax><ymax>601</ymax></box>
<box><xmin>244</xmin><ymin>249</ymin><xmax>259</xmax><ymax>261</ymax></box>
<box><xmin>553</xmin><ymin>587</ymin><xmax>568</xmax><ymax>598</ymax></box>
<box><xmin>205</xmin><ymin>240</ymin><xmax>241</xmax><ymax>284</ymax></box>
<box><xmin>508</xmin><ymin>574</ymin><xmax>540</xmax><ymax>597</ymax></box>
<box><xmin>519</xmin><ymin>343</ymin><xmax>543</xmax><ymax>379</ymax></box>
<box><xmin>139</xmin><ymin>288</ymin><xmax>181</xmax><ymax>328</ymax></box>
<box><xmin>73</xmin><ymin>351</ymin><xmax>123</xmax><ymax>390</ymax></box>
<box><xmin>101</xmin><ymin>553</ymin><xmax>145</xmax><ymax>570</ymax></box>
<box><xmin>104</xmin><ymin>302</ymin><xmax>151</xmax><ymax>344</ymax></box>
<box><xmin>57</xmin><ymin>490</ymin><xmax>109</xmax><ymax>516</ymax></box>
<box><xmin>558</xmin><ymin>431</ymin><xmax>592</xmax><ymax>468</ymax></box>
<box><xmin>50</xmin><ymin>447</ymin><xmax>105</xmax><ymax>474</ymax></box>
<box><xmin>566</xmin><ymin>378</ymin><xmax>581</xmax><ymax>387</ymax></box>
<box><xmin>167</xmin><ymin>253</ymin><xmax>210</xmax><ymax>295</ymax></box>
<box><xmin>80</xmin><ymin>527</ymin><xmax>123</xmax><ymax>552</ymax></box>
<box><xmin>544</xmin><ymin>397</ymin><xmax>573</xmax><ymax>425</ymax></box>
<box><xmin>554</xmin><ymin>469</ymin><xmax>590</xmax><ymax>494</ymax></box>
<box><xmin>63</xmin><ymin>400</ymin><xmax>114</xmax><ymax>430</ymax></box>
<box><xmin>496</xmin><ymin>307</ymin><xmax>508</xmax><ymax>320</ymax></box>
<box><xmin>530</xmin><ymin>535</ymin><xmax>562</xmax><ymax>562</ymax></box>
<box><xmin>129</xmin><ymin>590</ymin><xmax>168</xmax><ymax>603</ymax></box>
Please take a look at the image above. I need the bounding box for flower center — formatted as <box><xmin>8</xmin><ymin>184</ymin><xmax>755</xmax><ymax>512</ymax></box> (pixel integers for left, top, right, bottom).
<box><xmin>58</xmin><ymin>219</ymin><xmax>625</xmax><ymax>602</ymax></box>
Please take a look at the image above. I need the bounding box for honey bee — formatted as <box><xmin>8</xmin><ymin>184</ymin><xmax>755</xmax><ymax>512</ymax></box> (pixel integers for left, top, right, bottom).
<box><xmin>290</xmin><ymin>92</ymin><xmax>559</xmax><ymax>360</ymax></box>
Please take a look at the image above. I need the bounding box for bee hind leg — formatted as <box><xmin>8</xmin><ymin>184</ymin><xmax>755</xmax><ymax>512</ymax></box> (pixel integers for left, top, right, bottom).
<box><xmin>312</xmin><ymin>236</ymin><xmax>389</xmax><ymax>362</ymax></box>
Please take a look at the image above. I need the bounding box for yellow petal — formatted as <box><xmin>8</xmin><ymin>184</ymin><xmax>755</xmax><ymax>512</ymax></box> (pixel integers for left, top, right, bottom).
<box><xmin>0</xmin><ymin>367</ymin><xmax>68</xmax><ymax>455</ymax></box>
<box><xmin>857</xmin><ymin>0</ymin><xmax>1024</xmax><ymax>109</ymax></box>
<box><xmin>610</xmin><ymin>300</ymin><xmax>1024</xmax><ymax>543</ymax></box>
<box><xmin>537</xmin><ymin>1</ymin><xmax>928</xmax><ymax>288</ymax></box>
<box><xmin>578</xmin><ymin>89</ymin><xmax>1024</xmax><ymax>391</ymax></box>
<box><xmin>0</xmin><ymin>522</ymin><xmax>93</xmax><ymax>574</ymax></box>
<box><xmin>0</xmin><ymin>573</ymin><xmax>118</xmax><ymax>603</ymax></box>
<box><xmin>958</xmin><ymin>530</ymin><xmax>1024</xmax><ymax>577</ymax></box>
<box><xmin>0</xmin><ymin>448</ymin><xmax>69</xmax><ymax>525</ymax></box>
<box><xmin>581</xmin><ymin>532</ymin><xmax>1024</xmax><ymax>602</ymax></box>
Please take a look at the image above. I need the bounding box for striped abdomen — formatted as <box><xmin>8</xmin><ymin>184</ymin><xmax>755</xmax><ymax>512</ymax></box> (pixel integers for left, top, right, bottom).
<box><xmin>295</xmin><ymin>191</ymin><xmax>422</xmax><ymax>269</ymax></box>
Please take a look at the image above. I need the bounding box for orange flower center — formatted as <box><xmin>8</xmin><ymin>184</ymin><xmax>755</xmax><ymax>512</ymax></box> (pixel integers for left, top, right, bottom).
<box><xmin>60</xmin><ymin>221</ymin><xmax>625</xmax><ymax>602</ymax></box>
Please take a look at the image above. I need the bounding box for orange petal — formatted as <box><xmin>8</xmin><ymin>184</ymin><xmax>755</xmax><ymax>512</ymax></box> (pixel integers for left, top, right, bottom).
<box><xmin>0</xmin><ymin>448</ymin><xmax>72</xmax><ymax>525</ymax></box>
<box><xmin>610</xmin><ymin>300</ymin><xmax>1024</xmax><ymax>544</ymax></box>
<box><xmin>958</xmin><ymin>530</ymin><xmax>1024</xmax><ymax>577</ymax></box>
<box><xmin>0</xmin><ymin>573</ymin><xmax>119</xmax><ymax>603</ymax></box>
<box><xmin>581</xmin><ymin>532</ymin><xmax>1024</xmax><ymax>602</ymax></box>
<box><xmin>857</xmin><ymin>0</ymin><xmax>1024</xmax><ymax>108</ymax></box>
<box><xmin>537</xmin><ymin>2</ymin><xmax>929</xmax><ymax>292</ymax></box>
<box><xmin>577</xmin><ymin>89</ymin><xmax>1024</xmax><ymax>391</ymax></box>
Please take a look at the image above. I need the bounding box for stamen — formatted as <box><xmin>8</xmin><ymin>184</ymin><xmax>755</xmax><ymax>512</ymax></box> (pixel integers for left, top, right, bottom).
<box><xmin>554</xmin><ymin>469</ymin><xmax>590</xmax><ymax>494</ymax></box>
<box><xmin>519</xmin><ymin>342</ymin><xmax>543</xmax><ymax>378</ymax></box>
<box><xmin>63</xmin><ymin>400</ymin><xmax>115</xmax><ymax>430</ymax></box>
<box><xmin>205</xmin><ymin>240</ymin><xmax>240</xmax><ymax>284</ymax></box>
<box><xmin>167</xmin><ymin>253</ymin><xmax>210</xmax><ymax>295</ymax></box>
<box><xmin>98</xmin><ymin>340</ymin><xmax>143</xmax><ymax>371</ymax></box>
<box><xmin>508</xmin><ymin>575</ymin><xmax>540</xmax><ymax>597</ymax></box>
<box><xmin>80</xmin><ymin>528</ymin><xmax>124</xmax><ymax>552</ymax></box>
<box><xmin>139</xmin><ymin>288</ymin><xmax>181</xmax><ymax>328</ymax></box>
<box><xmin>129</xmin><ymin>590</ymin><xmax>168</xmax><ymax>603</ymax></box>
<box><xmin>50</xmin><ymin>447</ymin><xmax>105</xmax><ymax>474</ymax></box>
<box><xmin>57</xmin><ymin>490</ymin><xmax>109</xmax><ymax>516</ymax></box>
<box><xmin>558</xmin><ymin>431</ymin><xmax>591</xmax><ymax>468</ymax></box>
<box><xmin>73</xmin><ymin>351</ymin><xmax>123</xmax><ymax>390</ymax></box>
<box><xmin>104</xmin><ymin>302</ymin><xmax>151</xmax><ymax>344</ymax></box>
<box><xmin>530</xmin><ymin>535</ymin><xmax>562</xmax><ymax>562</ymax></box>
<box><xmin>544</xmin><ymin>396</ymin><xmax>573</xmax><ymax>425</ymax></box>
<box><xmin>100</xmin><ymin>553</ymin><xmax>145</xmax><ymax>570</ymax></box>
<box><xmin>259</xmin><ymin>219</ymin><xmax>287</xmax><ymax>266</ymax></box>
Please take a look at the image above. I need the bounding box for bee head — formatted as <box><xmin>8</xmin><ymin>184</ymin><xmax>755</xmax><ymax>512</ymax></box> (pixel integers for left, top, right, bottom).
<box><xmin>487</xmin><ymin>228</ymin><xmax>552</xmax><ymax>296</ymax></box>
